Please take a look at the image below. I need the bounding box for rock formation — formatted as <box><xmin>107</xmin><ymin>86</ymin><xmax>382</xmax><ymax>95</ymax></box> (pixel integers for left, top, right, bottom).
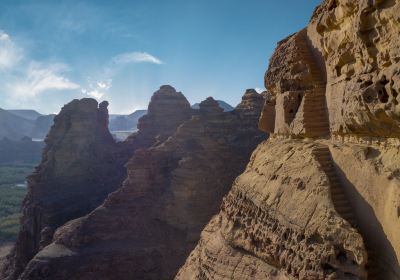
<box><xmin>178</xmin><ymin>1</ymin><xmax>400</xmax><ymax>279</ymax></box>
<box><xmin>108</xmin><ymin>110</ymin><xmax>147</xmax><ymax>133</ymax></box>
<box><xmin>125</xmin><ymin>85</ymin><xmax>192</xmax><ymax>147</ymax></box>
<box><xmin>13</xmin><ymin>91</ymin><xmax>266</xmax><ymax>280</ymax></box>
<box><xmin>0</xmin><ymin>99</ymin><xmax>125</xmax><ymax>280</ymax></box>
<box><xmin>0</xmin><ymin>85</ymin><xmax>194</xmax><ymax>280</ymax></box>
<box><xmin>191</xmin><ymin>100</ymin><xmax>234</xmax><ymax>112</ymax></box>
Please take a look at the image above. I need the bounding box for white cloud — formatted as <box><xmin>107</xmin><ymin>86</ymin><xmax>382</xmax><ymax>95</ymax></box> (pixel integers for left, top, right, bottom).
<box><xmin>0</xmin><ymin>30</ymin><xmax>22</xmax><ymax>70</ymax></box>
<box><xmin>81</xmin><ymin>79</ymin><xmax>112</xmax><ymax>100</ymax></box>
<box><xmin>9</xmin><ymin>62</ymin><xmax>80</xmax><ymax>98</ymax></box>
<box><xmin>112</xmin><ymin>52</ymin><xmax>163</xmax><ymax>65</ymax></box>
<box><xmin>80</xmin><ymin>52</ymin><xmax>162</xmax><ymax>101</ymax></box>
<box><xmin>0</xmin><ymin>30</ymin><xmax>80</xmax><ymax>103</ymax></box>
<box><xmin>0</xmin><ymin>32</ymin><xmax>10</xmax><ymax>41</ymax></box>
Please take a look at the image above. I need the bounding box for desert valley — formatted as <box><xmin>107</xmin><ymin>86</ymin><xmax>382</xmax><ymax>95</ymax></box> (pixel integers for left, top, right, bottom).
<box><xmin>0</xmin><ymin>0</ymin><xmax>400</xmax><ymax>279</ymax></box>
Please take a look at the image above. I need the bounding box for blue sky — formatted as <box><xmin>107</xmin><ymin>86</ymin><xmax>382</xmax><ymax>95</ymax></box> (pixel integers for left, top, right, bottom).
<box><xmin>0</xmin><ymin>0</ymin><xmax>321</xmax><ymax>114</ymax></box>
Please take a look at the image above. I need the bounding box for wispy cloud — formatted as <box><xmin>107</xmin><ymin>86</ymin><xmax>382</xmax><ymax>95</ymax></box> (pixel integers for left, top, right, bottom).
<box><xmin>0</xmin><ymin>30</ymin><xmax>79</xmax><ymax>101</ymax></box>
<box><xmin>80</xmin><ymin>52</ymin><xmax>163</xmax><ymax>100</ymax></box>
<box><xmin>81</xmin><ymin>79</ymin><xmax>112</xmax><ymax>100</ymax></box>
<box><xmin>1</xmin><ymin>29</ymin><xmax>164</xmax><ymax>106</ymax></box>
<box><xmin>112</xmin><ymin>52</ymin><xmax>163</xmax><ymax>65</ymax></box>
<box><xmin>9</xmin><ymin>62</ymin><xmax>80</xmax><ymax>98</ymax></box>
<box><xmin>0</xmin><ymin>30</ymin><xmax>22</xmax><ymax>70</ymax></box>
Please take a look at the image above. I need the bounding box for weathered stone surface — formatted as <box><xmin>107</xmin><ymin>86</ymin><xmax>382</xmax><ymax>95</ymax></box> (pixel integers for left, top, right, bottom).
<box><xmin>261</xmin><ymin>0</ymin><xmax>400</xmax><ymax>139</ymax></box>
<box><xmin>0</xmin><ymin>98</ymin><xmax>125</xmax><ymax>280</ymax></box>
<box><xmin>0</xmin><ymin>85</ymin><xmax>194</xmax><ymax>280</ymax></box>
<box><xmin>179</xmin><ymin>1</ymin><xmax>400</xmax><ymax>279</ymax></box>
<box><xmin>127</xmin><ymin>85</ymin><xmax>192</xmax><ymax>146</ymax></box>
<box><xmin>176</xmin><ymin>138</ymin><xmax>367</xmax><ymax>280</ymax></box>
<box><xmin>261</xmin><ymin>29</ymin><xmax>330</xmax><ymax>138</ymax></box>
<box><xmin>15</xmin><ymin>92</ymin><xmax>266</xmax><ymax>280</ymax></box>
<box><xmin>309</xmin><ymin>0</ymin><xmax>400</xmax><ymax>138</ymax></box>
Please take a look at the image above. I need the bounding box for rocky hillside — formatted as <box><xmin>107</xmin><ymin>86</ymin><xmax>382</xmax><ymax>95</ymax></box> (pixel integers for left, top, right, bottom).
<box><xmin>178</xmin><ymin>1</ymin><xmax>400</xmax><ymax>279</ymax></box>
<box><xmin>6</xmin><ymin>110</ymin><xmax>42</xmax><ymax>121</ymax></box>
<box><xmin>0</xmin><ymin>85</ymin><xmax>195</xmax><ymax>280</ymax></box>
<box><xmin>191</xmin><ymin>100</ymin><xmax>234</xmax><ymax>112</ymax></box>
<box><xmin>0</xmin><ymin>109</ymin><xmax>35</xmax><ymax>141</ymax></box>
<box><xmin>0</xmin><ymin>138</ymin><xmax>44</xmax><ymax>164</ymax></box>
<box><xmin>9</xmin><ymin>89</ymin><xmax>266</xmax><ymax>280</ymax></box>
<box><xmin>109</xmin><ymin>110</ymin><xmax>147</xmax><ymax>132</ymax></box>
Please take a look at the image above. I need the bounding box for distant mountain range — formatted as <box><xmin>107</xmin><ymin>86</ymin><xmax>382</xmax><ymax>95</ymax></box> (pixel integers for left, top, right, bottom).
<box><xmin>191</xmin><ymin>100</ymin><xmax>234</xmax><ymax>111</ymax></box>
<box><xmin>0</xmin><ymin>100</ymin><xmax>233</xmax><ymax>141</ymax></box>
<box><xmin>109</xmin><ymin>110</ymin><xmax>147</xmax><ymax>132</ymax></box>
<box><xmin>6</xmin><ymin>110</ymin><xmax>43</xmax><ymax>121</ymax></box>
<box><xmin>0</xmin><ymin>137</ymin><xmax>44</xmax><ymax>164</ymax></box>
<box><xmin>0</xmin><ymin>109</ymin><xmax>37</xmax><ymax>141</ymax></box>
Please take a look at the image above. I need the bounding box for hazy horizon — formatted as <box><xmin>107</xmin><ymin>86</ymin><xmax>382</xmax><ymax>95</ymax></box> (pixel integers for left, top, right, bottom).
<box><xmin>0</xmin><ymin>0</ymin><xmax>321</xmax><ymax>114</ymax></box>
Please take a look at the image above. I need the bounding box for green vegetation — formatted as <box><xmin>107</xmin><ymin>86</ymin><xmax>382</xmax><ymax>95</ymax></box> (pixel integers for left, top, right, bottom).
<box><xmin>0</xmin><ymin>164</ymin><xmax>36</xmax><ymax>185</ymax></box>
<box><xmin>0</xmin><ymin>163</ymin><xmax>37</xmax><ymax>241</ymax></box>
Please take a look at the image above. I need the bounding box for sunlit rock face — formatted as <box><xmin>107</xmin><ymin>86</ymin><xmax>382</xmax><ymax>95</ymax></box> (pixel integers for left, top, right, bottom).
<box><xmin>178</xmin><ymin>1</ymin><xmax>400</xmax><ymax>279</ymax></box>
<box><xmin>309</xmin><ymin>0</ymin><xmax>400</xmax><ymax>138</ymax></box>
<box><xmin>8</xmin><ymin>91</ymin><xmax>266</xmax><ymax>280</ymax></box>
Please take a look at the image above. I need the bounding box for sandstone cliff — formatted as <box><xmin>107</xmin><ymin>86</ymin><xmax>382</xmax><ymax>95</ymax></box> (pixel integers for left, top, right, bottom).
<box><xmin>178</xmin><ymin>1</ymin><xmax>400</xmax><ymax>279</ymax></box>
<box><xmin>1</xmin><ymin>99</ymin><xmax>124</xmax><ymax>280</ymax></box>
<box><xmin>0</xmin><ymin>85</ymin><xmax>194</xmax><ymax>280</ymax></box>
<box><xmin>14</xmin><ymin>91</ymin><xmax>266</xmax><ymax>280</ymax></box>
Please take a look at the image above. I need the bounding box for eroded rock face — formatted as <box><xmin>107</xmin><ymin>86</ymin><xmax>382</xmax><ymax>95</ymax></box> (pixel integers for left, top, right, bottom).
<box><xmin>16</xmin><ymin>92</ymin><xmax>266</xmax><ymax>280</ymax></box>
<box><xmin>127</xmin><ymin>85</ymin><xmax>193</xmax><ymax>146</ymax></box>
<box><xmin>1</xmin><ymin>85</ymin><xmax>194</xmax><ymax>280</ymax></box>
<box><xmin>176</xmin><ymin>139</ymin><xmax>367</xmax><ymax>280</ymax></box>
<box><xmin>309</xmin><ymin>0</ymin><xmax>400</xmax><ymax>138</ymax></box>
<box><xmin>179</xmin><ymin>1</ymin><xmax>400</xmax><ymax>279</ymax></box>
<box><xmin>1</xmin><ymin>99</ymin><xmax>125</xmax><ymax>280</ymax></box>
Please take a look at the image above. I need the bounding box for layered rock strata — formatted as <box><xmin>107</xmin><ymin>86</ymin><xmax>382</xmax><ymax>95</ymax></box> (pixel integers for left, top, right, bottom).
<box><xmin>179</xmin><ymin>1</ymin><xmax>400</xmax><ymax>279</ymax></box>
<box><xmin>15</xmin><ymin>92</ymin><xmax>266</xmax><ymax>280</ymax></box>
<box><xmin>177</xmin><ymin>138</ymin><xmax>367</xmax><ymax>280</ymax></box>
<box><xmin>1</xmin><ymin>99</ymin><xmax>123</xmax><ymax>280</ymax></box>
<box><xmin>1</xmin><ymin>85</ymin><xmax>194</xmax><ymax>280</ymax></box>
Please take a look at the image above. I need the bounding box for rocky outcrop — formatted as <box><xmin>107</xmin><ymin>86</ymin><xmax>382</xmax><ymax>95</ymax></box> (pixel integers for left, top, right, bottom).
<box><xmin>191</xmin><ymin>100</ymin><xmax>234</xmax><ymax>112</ymax></box>
<box><xmin>109</xmin><ymin>110</ymin><xmax>147</xmax><ymax>133</ymax></box>
<box><xmin>177</xmin><ymin>138</ymin><xmax>368</xmax><ymax>280</ymax></box>
<box><xmin>14</xmin><ymin>91</ymin><xmax>266</xmax><ymax>280</ymax></box>
<box><xmin>0</xmin><ymin>99</ymin><xmax>125</xmax><ymax>280</ymax></box>
<box><xmin>310</xmin><ymin>0</ymin><xmax>400</xmax><ymax>138</ymax></box>
<box><xmin>1</xmin><ymin>85</ymin><xmax>194</xmax><ymax>280</ymax></box>
<box><xmin>179</xmin><ymin>1</ymin><xmax>400</xmax><ymax>279</ymax></box>
<box><xmin>128</xmin><ymin>85</ymin><xmax>192</xmax><ymax>146</ymax></box>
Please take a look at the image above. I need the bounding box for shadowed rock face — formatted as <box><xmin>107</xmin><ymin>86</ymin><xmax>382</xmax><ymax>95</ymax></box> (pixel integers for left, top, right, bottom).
<box><xmin>178</xmin><ymin>1</ymin><xmax>400</xmax><ymax>279</ymax></box>
<box><xmin>128</xmin><ymin>85</ymin><xmax>193</xmax><ymax>146</ymax></box>
<box><xmin>14</xmin><ymin>92</ymin><xmax>266</xmax><ymax>280</ymax></box>
<box><xmin>0</xmin><ymin>86</ymin><xmax>195</xmax><ymax>280</ymax></box>
<box><xmin>0</xmin><ymin>99</ymin><xmax>124</xmax><ymax>280</ymax></box>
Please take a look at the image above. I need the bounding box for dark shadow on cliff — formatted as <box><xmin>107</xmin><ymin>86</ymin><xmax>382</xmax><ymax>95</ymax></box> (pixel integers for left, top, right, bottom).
<box><xmin>333</xmin><ymin>163</ymin><xmax>400</xmax><ymax>279</ymax></box>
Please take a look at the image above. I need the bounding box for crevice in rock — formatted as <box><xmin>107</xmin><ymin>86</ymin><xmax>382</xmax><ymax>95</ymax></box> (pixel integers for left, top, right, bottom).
<box><xmin>334</xmin><ymin>162</ymin><xmax>400</xmax><ymax>279</ymax></box>
<box><xmin>313</xmin><ymin>144</ymin><xmax>400</xmax><ymax>278</ymax></box>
